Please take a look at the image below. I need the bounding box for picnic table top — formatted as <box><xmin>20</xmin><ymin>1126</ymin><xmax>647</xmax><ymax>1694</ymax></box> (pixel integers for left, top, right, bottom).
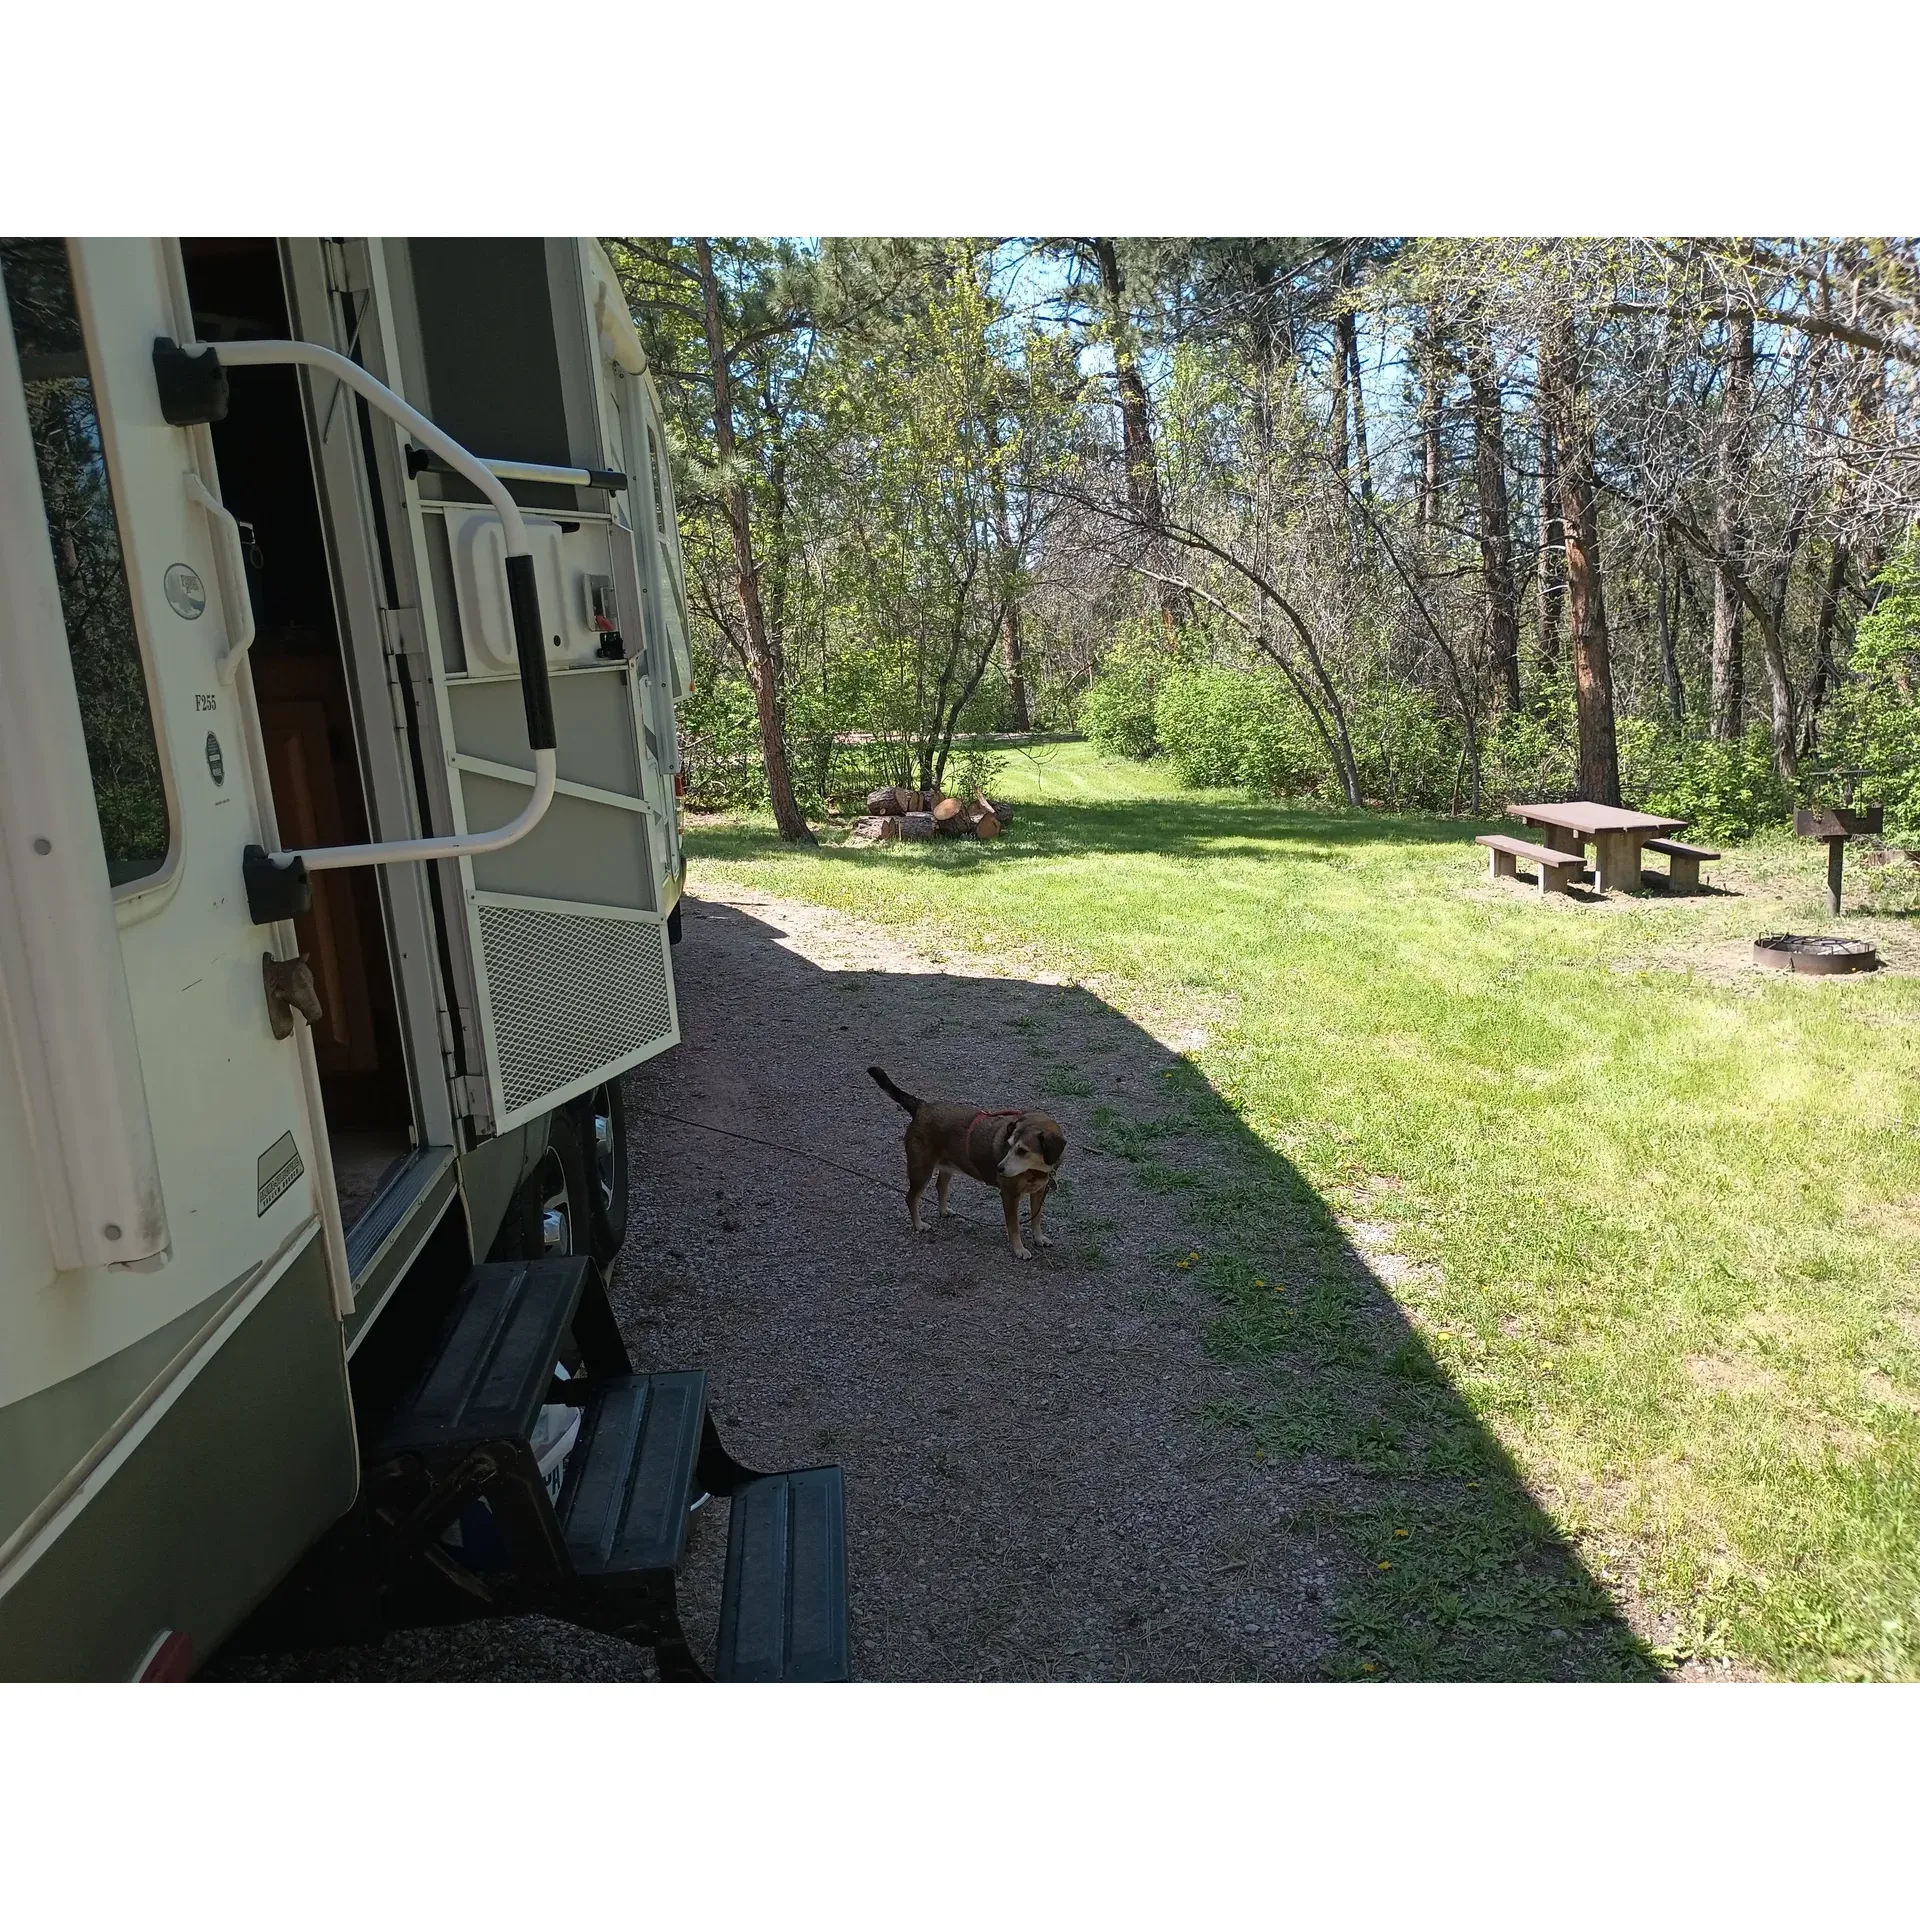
<box><xmin>1506</xmin><ymin>800</ymin><xmax>1688</xmax><ymax>836</ymax></box>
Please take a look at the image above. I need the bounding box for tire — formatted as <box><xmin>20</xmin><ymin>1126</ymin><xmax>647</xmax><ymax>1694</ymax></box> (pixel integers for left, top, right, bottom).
<box><xmin>581</xmin><ymin>1078</ymin><xmax>630</xmax><ymax>1267</ymax></box>
<box><xmin>492</xmin><ymin>1111</ymin><xmax>591</xmax><ymax>1264</ymax></box>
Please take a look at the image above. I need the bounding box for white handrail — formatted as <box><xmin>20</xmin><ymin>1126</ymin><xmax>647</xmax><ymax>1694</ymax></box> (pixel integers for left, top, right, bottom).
<box><xmin>205</xmin><ymin>339</ymin><xmax>557</xmax><ymax>874</ymax></box>
<box><xmin>182</xmin><ymin>471</ymin><xmax>257</xmax><ymax>684</ymax></box>
<box><xmin>216</xmin><ymin>339</ymin><xmax>531</xmax><ymax>556</ymax></box>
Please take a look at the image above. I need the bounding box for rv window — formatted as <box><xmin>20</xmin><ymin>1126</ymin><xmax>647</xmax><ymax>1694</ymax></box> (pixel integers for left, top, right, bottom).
<box><xmin>647</xmin><ymin>423</ymin><xmax>668</xmax><ymax>538</ymax></box>
<box><xmin>1</xmin><ymin>239</ymin><xmax>170</xmax><ymax>888</ymax></box>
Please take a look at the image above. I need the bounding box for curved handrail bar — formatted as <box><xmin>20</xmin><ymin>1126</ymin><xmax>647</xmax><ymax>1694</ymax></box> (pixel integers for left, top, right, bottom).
<box><xmin>200</xmin><ymin>338</ymin><xmax>558</xmax><ymax>872</ymax></box>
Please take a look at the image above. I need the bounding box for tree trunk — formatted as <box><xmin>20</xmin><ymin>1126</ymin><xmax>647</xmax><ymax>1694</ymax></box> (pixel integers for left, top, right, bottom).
<box><xmin>1802</xmin><ymin>542</ymin><xmax>1848</xmax><ymax>754</ymax></box>
<box><xmin>1329</xmin><ymin>311</ymin><xmax>1350</xmax><ymax>480</ymax></box>
<box><xmin>984</xmin><ymin>412</ymin><xmax>1031</xmax><ymax>731</ymax></box>
<box><xmin>1709</xmin><ymin>306</ymin><xmax>1753</xmax><ymax>742</ymax></box>
<box><xmin>1340</xmin><ymin>308</ymin><xmax>1373</xmax><ymax>501</ymax></box>
<box><xmin>1658</xmin><ymin>528</ymin><xmax>1685</xmax><ymax>725</ymax></box>
<box><xmin>1415</xmin><ymin>316</ymin><xmax>1445</xmax><ymax>539</ymax></box>
<box><xmin>1092</xmin><ymin>238</ymin><xmax>1186</xmax><ymax>635</ymax></box>
<box><xmin>999</xmin><ymin>601</ymin><xmax>1030</xmax><ymax>732</ymax></box>
<box><xmin>693</xmin><ymin>239</ymin><xmax>813</xmax><ymax>843</ymax></box>
<box><xmin>1544</xmin><ymin>316</ymin><xmax>1621</xmax><ymax>806</ymax></box>
<box><xmin>1536</xmin><ymin>405</ymin><xmax>1563</xmax><ymax>664</ymax></box>
<box><xmin>1467</xmin><ymin>335</ymin><xmax>1520</xmax><ymax>713</ymax></box>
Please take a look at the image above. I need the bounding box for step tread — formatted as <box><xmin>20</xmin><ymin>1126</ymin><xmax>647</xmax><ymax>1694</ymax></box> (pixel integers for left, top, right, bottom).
<box><xmin>715</xmin><ymin>1466</ymin><xmax>849</xmax><ymax>1683</ymax></box>
<box><xmin>375</xmin><ymin>1257</ymin><xmax>590</xmax><ymax>1461</ymax></box>
<box><xmin>557</xmin><ymin>1372</ymin><xmax>707</xmax><ymax>1576</ymax></box>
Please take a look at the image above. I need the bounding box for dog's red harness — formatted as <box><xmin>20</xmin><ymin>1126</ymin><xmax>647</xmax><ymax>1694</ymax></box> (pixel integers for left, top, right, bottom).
<box><xmin>967</xmin><ymin>1108</ymin><xmax>1024</xmax><ymax>1150</ymax></box>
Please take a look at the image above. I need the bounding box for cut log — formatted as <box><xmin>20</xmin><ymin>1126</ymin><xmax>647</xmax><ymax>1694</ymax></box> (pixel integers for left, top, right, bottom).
<box><xmin>867</xmin><ymin>787</ymin><xmax>906</xmax><ymax>817</ymax></box>
<box><xmin>848</xmin><ymin>815</ymin><xmax>899</xmax><ymax>841</ymax></box>
<box><xmin>972</xmin><ymin>810</ymin><xmax>1002</xmax><ymax>840</ymax></box>
<box><xmin>989</xmin><ymin>799</ymin><xmax>1013</xmax><ymax>826</ymax></box>
<box><xmin>897</xmin><ymin>811</ymin><xmax>937</xmax><ymax>841</ymax></box>
<box><xmin>931</xmin><ymin>795</ymin><xmax>966</xmax><ymax>824</ymax></box>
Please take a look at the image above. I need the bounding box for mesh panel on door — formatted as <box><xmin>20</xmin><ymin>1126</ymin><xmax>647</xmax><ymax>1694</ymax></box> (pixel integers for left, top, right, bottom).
<box><xmin>477</xmin><ymin>900</ymin><xmax>673</xmax><ymax>1116</ymax></box>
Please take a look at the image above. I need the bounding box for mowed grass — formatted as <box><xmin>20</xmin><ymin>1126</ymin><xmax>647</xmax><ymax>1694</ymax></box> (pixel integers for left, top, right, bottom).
<box><xmin>686</xmin><ymin>743</ymin><xmax>1920</xmax><ymax>1679</ymax></box>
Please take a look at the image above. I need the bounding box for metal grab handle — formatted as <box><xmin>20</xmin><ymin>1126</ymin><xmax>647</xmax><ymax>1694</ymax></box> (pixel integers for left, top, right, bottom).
<box><xmin>182</xmin><ymin>471</ymin><xmax>257</xmax><ymax>684</ymax></box>
<box><xmin>160</xmin><ymin>337</ymin><xmax>558</xmax><ymax>883</ymax></box>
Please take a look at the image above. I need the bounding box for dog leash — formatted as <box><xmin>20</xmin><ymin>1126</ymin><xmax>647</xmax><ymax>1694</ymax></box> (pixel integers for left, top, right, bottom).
<box><xmin>625</xmin><ymin>1106</ymin><xmax>901</xmax><ymax>1194</ymax></box>
<box><xmin>625</xmin><ymin>1104</ymin><xmax>1101</xmax><ymax>1191</ymax></box>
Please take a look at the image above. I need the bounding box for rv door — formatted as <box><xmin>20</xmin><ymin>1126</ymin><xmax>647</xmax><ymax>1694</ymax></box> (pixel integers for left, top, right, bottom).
<box><xmin>0</xmin><ymin>238</ymin><xmax>339</xmax><ymax>1310</ymax></box>
<box><xmin>361</xmin><ymin>240</ymin><xmax>680</xmax><ymax>1136</ymax></box>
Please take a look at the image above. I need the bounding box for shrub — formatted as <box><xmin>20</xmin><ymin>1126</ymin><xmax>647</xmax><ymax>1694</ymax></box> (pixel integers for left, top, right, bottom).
<box><xmin>678</xmin><ymin>673</ymin><xmax>767</xmax><ymax>811</ymax></box>
<box><xmin>1079</xmin><ymin>628</ymin><xmax>1169</xmax><ymax>760</ymax></box>
<box><xmin>1824</xmin><ymin>539</ymin><xmax>1920</xmax><ymax>842</ymax></box>
<box><xmin>1635</xmin><ymin>725</ymin><xmax>1795</xmax><ymax>842</ymax></box>
<box><xmin>1347</xmin><ymin>679</ymin><xmax>1461</xmax><ymax>812</ymax></box>
<box><xmin>1153</xmin><ymin>664</ymin><xmax>1327</xmax><ymax>797</ymax></box>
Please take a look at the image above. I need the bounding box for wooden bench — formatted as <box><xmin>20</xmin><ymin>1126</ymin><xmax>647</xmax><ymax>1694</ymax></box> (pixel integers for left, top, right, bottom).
<box><xmin>1475</xmin><ymin>833</ymin><xmax>1587</xmax><ymax>895</ymax></box>
<box><xmin>1642</xmin><ymin>837</ymin><xmax>1720</xmax><ymax>892</ymax></box>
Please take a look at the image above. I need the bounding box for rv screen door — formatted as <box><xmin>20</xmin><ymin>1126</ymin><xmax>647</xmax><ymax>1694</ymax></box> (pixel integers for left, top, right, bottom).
<box><xmin>372</xmin><ymin>240</ymin><xmax>679</xmax><ymax>1136</ymax></box>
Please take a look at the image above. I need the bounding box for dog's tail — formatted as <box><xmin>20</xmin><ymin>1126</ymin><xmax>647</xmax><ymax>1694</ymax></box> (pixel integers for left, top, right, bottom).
<box><xmin>867</xmin><ymin>1065</ymin><xmax>922</xmax><ymax>1116</ymax></box>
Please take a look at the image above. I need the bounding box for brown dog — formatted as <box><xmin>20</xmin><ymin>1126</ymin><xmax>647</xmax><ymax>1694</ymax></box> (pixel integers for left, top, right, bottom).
<box><xmin>868</xmin><ymin>1066</ymin><xmax>1065</xmax><ymax>1260</ymax></box>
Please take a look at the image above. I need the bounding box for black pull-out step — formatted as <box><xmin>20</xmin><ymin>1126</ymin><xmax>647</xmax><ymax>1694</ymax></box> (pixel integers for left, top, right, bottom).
<box><xmin>376</xmin><ymin>1257</ymin><xmax>590</xmax><ymax>1463</ymax></box>
<box><xmin>714</xmin><ymin>1467</ymin><xmax>849</xmax><ymax>1682</ymax></box>
<box><xmin>359</xmin><ymin>1252</ymin><xmax>850</xmax><ymax>1679</ymax></box>
<box><xmin>557</xmin><ymin>1372</ymin><xmax>707</xmax><ymax>1575</ymax></box>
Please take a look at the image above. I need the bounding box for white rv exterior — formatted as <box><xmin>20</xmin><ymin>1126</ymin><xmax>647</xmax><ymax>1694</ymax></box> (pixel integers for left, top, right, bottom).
<box><xmin>0</xmin><ymin>237</ymin><xmax>691</xmax><ymax>1677</ymax></box>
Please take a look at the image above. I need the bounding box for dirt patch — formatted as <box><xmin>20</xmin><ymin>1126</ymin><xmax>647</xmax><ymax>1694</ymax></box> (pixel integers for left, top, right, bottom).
<box><xmin>613</xmin><ymin>883</ymin><xmax>1345</xmax><ymax>1680</ymax></box>
<box><xmin>1862</xmin><ymin>1370</ymin><xmax>1920</xmax><ymax>1414</ymax></box>
<box><xmin>1686</xmin><ymin>1353</ymin><xmax>1784</xmax><ymax>1398</ymax></box>
<box><xmin>1851</xmin><ymin>1198</ymin><xmax>1920</xmax><ymax>1242</ymax></box>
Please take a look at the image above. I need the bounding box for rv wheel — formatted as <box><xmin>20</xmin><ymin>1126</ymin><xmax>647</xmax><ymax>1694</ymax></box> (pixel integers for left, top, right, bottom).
<box><xmin>536</xmin><ymin>1108</ymin><xmax>598</xmax><ymax>1263</ymax></box>
<box><xmin>490</xmin><ymin>1111</ymin><xmax>590</xmax><ymax>1265</ymax></box>
<box><xmin>582</xmin><ymin>1079</ymin><xmax>630</xmax><ymax>1265</ymax></box>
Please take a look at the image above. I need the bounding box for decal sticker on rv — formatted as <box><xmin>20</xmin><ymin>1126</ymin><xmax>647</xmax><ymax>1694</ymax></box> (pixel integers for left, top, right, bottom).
<box><xmin>162</xmin><ymin>562</ymin><xmax>206</xmax><ymax>619</ymax></box>
<box><xmin>256</xmin><ymin>1131</ymin><xmax>304</xmax><ymax>1216</ymax></box>
<box><xmin>205</xmin><ymin>733</ymin><xmax>225</xmax><ymax>785</ymax></box>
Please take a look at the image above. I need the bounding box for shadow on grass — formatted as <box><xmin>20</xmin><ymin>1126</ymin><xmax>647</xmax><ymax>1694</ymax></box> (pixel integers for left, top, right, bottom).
<box><xmin>693</xmin><ymin>793</ymin><xmax>1494</xmax><ymax>870</ymax></box>
<box><xmin>632</xmin><ymin>897</ymin><xmax>1662</xmax><ymax>1682</ymax></box>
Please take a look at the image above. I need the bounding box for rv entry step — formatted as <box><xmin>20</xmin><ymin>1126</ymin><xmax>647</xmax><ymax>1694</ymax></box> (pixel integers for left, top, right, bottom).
<box><xmin>366</xmin><ymin>1257</ymin><xmax>849</xmax><ymax>1680</ymax></box>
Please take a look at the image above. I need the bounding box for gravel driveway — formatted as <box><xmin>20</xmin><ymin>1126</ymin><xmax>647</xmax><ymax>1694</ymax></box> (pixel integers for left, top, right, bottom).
<box><xmin>625</xmin><ymin>883</ymin><xmax>1341</xmax><ymax>1681</ymax></box>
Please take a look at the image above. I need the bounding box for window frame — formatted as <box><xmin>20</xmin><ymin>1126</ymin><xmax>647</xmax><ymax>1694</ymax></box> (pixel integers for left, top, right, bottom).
<box><xmin>59</xmin><ymin>238</ymin><xmax>185</xmax><ymax>908</ymax></box>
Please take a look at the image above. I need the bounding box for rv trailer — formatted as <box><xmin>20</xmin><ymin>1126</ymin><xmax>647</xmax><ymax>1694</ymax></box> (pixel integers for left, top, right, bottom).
<box><xmin>0</xmin><ymin>237</ymin><xmax>848</xmax><ymax>1680</ymax></box>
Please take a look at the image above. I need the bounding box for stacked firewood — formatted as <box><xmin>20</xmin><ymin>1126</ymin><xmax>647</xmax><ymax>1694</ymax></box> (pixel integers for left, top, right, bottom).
<box><xmin>848</xmin><ymin>786</ymin><xmax>1012</xmax><ymax>842</ymax></box>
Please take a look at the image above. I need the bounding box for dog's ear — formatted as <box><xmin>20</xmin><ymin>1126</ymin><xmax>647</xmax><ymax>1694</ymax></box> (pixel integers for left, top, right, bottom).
<box><xmin>1041</xmin><ymin>1132</ymin><xmax>1064</xmax><ymax>1167</ymax></box>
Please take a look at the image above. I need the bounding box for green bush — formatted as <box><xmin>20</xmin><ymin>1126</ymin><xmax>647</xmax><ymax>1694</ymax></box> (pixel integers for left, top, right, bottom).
<box><xmin>1824</xmin><ymin>539</ymin><xmax>1920</xmax><ymax>841</ymax></box>
<box><xmin>678</xmin><ymin>674</ymin><xmax>767</xmax><ymax>811</ymax></box>
<box><xmin>1347</xmin><ymin>679</ymin><xmax>1461</xmax><ymax>812</ymax></box>
<box><xmin>1634</xmin><ymin>725</ymin><xmax>1795</xmax><ymax>842</ymax></box>
<box><xmin>1079</xmin><ymin>628</ymin><xmax>1168</xmax><ymax>760</ymax></box>
<box><xmin>1153</xmin><ymin>664</ymin><xmax>1326</xmax><ymax>797</ymax></box>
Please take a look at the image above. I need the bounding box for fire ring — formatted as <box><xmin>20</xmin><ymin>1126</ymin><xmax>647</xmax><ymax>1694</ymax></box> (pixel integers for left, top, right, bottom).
<box><xmin>1753</xmin><ymin>932</ymin><xmax>1880</xmax><ymax>975</ymax></box>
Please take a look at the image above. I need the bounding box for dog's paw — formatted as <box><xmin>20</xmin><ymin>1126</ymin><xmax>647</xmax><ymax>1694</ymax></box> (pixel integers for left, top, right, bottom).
<box><xmin>1011</xmin><ymin>1243</ymin><xmax>1033</xmax><ymax>1261</ymax></box>
<box><xmin>1034</xmin><ymin>1231</ymin><xmax>1055</xmax><ymax>1249</ymax></box>
<box><xmin>913</xmin><ymin>1217</ymin><xmax>932</xmax><ymax>1234</ymax></box>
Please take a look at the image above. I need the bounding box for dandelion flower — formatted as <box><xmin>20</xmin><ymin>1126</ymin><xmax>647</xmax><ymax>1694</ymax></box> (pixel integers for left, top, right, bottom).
<box><xmin>1377</xmin><ymin>1561</ymin><xmax>1392</xmax><ymax>1571</ymax></box>
<box><xmin>1394</xmin><ymin>1528</ymin><xmax>1409</xmax><ymax>1539</ymax></box>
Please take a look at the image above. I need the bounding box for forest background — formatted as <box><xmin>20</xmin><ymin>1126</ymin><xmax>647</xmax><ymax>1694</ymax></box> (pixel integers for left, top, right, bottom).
<box><xmin>607</xmin><ymin>237</ymin><xmax>1920</xmax><ymax>847</ymax></box>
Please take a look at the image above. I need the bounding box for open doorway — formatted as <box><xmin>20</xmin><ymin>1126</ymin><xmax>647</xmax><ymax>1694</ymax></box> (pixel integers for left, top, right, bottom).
<box><xmin>181</xmin><ymin>238</ymin><xmax>414</xmax><ymax>1227</ymax></box>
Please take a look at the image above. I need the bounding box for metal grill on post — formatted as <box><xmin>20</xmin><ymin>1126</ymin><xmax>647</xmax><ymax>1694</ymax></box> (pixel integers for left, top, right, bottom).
<box><xmin>1794</xmin><ymin>771</ymin><xmax>1883</xmax><ymax>916</ymax></box>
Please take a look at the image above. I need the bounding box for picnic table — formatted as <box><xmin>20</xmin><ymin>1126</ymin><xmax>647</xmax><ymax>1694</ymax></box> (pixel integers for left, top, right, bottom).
<box><xmin>1504</xmin><ymin>800</ymin><xmax>1688</xmax><ymax>894</ymax></box>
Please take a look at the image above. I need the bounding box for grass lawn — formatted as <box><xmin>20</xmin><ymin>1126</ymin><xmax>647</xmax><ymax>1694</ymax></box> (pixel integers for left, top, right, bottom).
<box><xmin>684</xmin><ymin>742</ymin><xmax>1920</xmax><ymax>1679</ymax></box>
